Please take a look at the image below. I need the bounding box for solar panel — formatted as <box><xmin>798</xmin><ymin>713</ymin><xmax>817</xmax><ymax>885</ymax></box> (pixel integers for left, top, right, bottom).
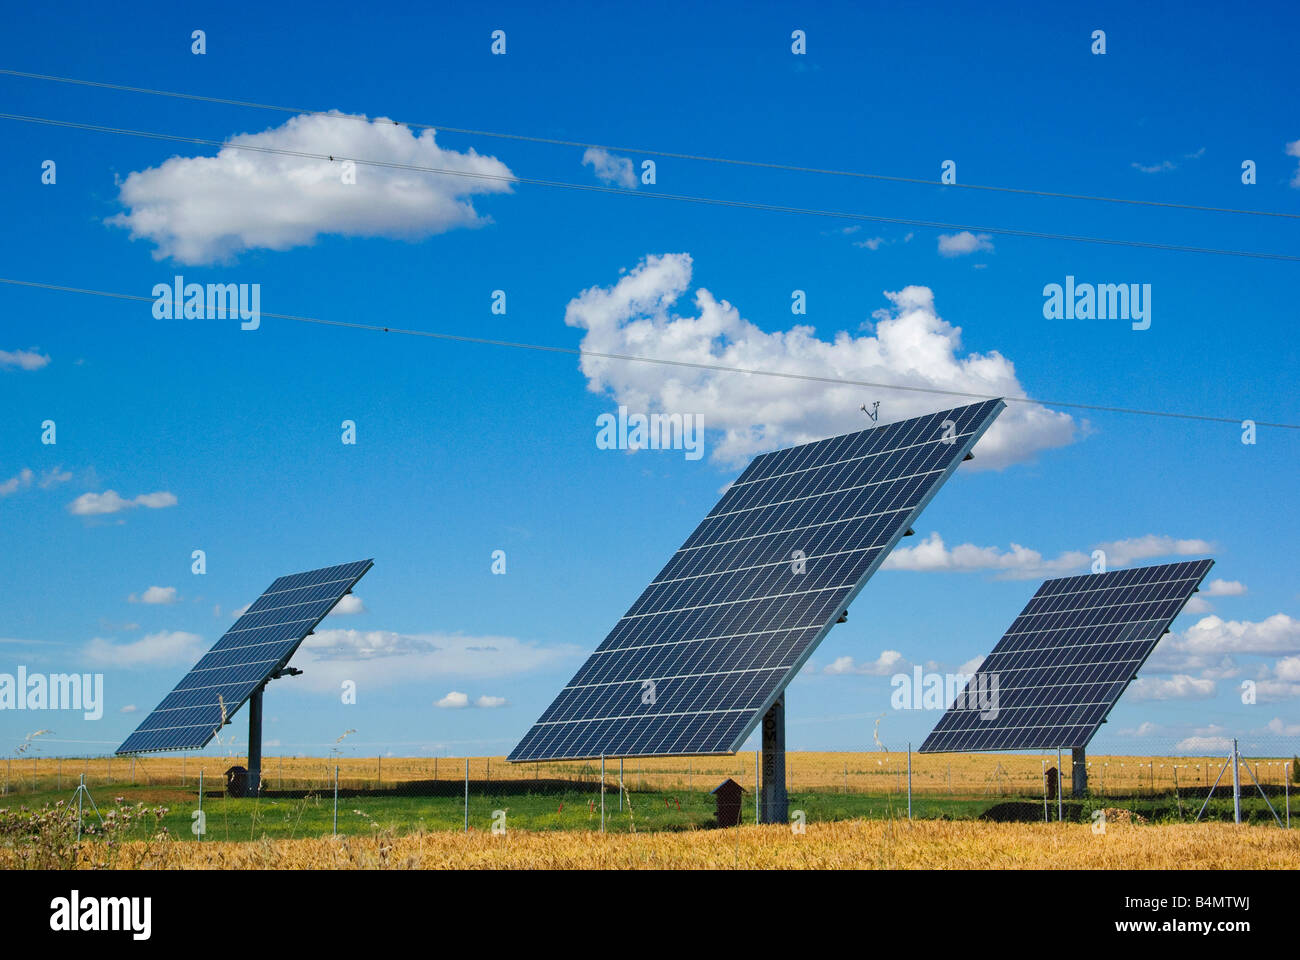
<box><xmin>509</xmin><ymin>399</ymin><xmax>1005</xmax><ymax>762</ymax></box>
<box><xmin>116</xmin><ymin>559</ymin><xmax>373</xmax><ymax>754</ymax></box>
<box><xmin>919</xmin><ymin>558</ymin><xmax>1213</xmax><ymax>754</ymax></box>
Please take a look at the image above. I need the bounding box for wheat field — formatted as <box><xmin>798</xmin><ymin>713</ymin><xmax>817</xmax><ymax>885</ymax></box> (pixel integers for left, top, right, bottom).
<box><xmin>69</xmin><ymin>819</ymin><xmax>1300</xmax><ymax>869</ymax></box>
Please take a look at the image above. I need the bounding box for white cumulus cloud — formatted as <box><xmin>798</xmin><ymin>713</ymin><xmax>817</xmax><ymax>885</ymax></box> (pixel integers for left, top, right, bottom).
<box><xmin>882</xmin><ymin>531</ymin><xmax>1210</xmax><ymax>579</ymax></box>
<box><xmin>564</xmin><ymin>253</ymin><xmax>1077</xmax><ymax>469</ymax></box>
<box><xmin>83</xmin><ymin>630</ymin><xmax>204</xmax><ymax>666</ymax></box>
<box><xmin>331</xmin><ymin>594</ymin><xmax>366</xmax><ymax>615</ymax></box>
<box><xmin>1205</xmin><ymin>578</ymin><xmax>1247</xmax><ymax>597</ymax></box>
<box><xmin>1128</xmin><ymin>674</ymin><xmax>1216</xmax><ymax>700</ymax></box>
<box><xmin>937</xmin><ymin>231</ymin><xmax>994</xmax><ymax>257</ymax></box>
<box><xmin>68</xmin><ymin>490</ymin><xmax>178</xmax><ymax>516</ymax></box>
<box><xmin>108</xmin><ymin>112</ymin><xmax>515</xmax><ymax>264</ymax></box>
<box><xmin>130</xmin><ymin>586</ymin><xmax>179</xmax><ymax>605</ymax></box>
<box><xmin>294</xmin><ymin>628</ymin><xmax>577</xmax><ymax>691</ymax></box>
<box><xmin>823</xmin><ymin>650</ymin><xmax>905</xmax><ymax>675</ymax></box>
<box><xmin>436</xmin><ymin>691</ymin><xmax>470</xmax><ymax>709</ymax></box>
<box><xmin>582</xmin><ymin>147</ymin><xmax>636</xmax><ymax>188</ymax></box>
<box><xmin>0</xmin><ymin>349</ymin><xmax>50</xmax><ymax>370</ymax></box>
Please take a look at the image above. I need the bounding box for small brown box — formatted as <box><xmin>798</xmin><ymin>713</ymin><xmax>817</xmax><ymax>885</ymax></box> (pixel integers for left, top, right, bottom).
<box><xmin>711</xmin><ymin>777</ymin><xmax>745</xmax><ymax>827</ymax></box>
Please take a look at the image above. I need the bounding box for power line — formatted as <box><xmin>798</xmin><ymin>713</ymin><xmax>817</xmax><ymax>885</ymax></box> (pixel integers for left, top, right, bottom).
<box><xmin>3</xmin><ymin>66</ymin><xmax>1296</xmax><ymax>222</ymax></box>
<box><xmin>2</xmin><ymin>276</ymin><xmax>1294</xmax><ymax>431</ymax></box>
<box><xmin>4</xmin><ymin>110</ymin><xmax>1299</xmax><ymax>264</ymax></box>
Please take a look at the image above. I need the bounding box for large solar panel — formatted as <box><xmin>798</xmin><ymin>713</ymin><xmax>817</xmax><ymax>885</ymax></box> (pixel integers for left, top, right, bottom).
<box><xmin>117</xmin><ymin>560</ymin><xmax>372</xmax><ymax>754</ymax></box>
<box><xmin>920</xmin><ymin>558</ymin><xmax>1213</xmax><ymax>753</ymax></box>
<box><xmin>509</xmin><ymin>399</ymin><xmax>1005</xmax><ymax>762</ymax></box>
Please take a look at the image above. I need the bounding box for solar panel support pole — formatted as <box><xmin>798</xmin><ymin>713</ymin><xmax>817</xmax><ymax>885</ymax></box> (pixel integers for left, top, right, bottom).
<box><xmin>246</xmin><ymin>686</ymin><xmax>264</xmax><ymax>797</ymax></box>
<box><xmin>1071</xmin><ymin>747</ymin><xmax>1087</xmax><ymax>798</ymax></box>
<box><xmin>600</xmin><ymin>755</ymin><xmax>606</xmax><ymax>833</ymax></box>
<box><xmin>619</xmin><ymin>758</ymin><xmax>624</xmax><ymax>812</ymax></box>
<box><xmin>1056</xmin><ymin>748</ymin><xmax>1063</xmax><ymax>822</ymax></box>
<box><xmin>759</xmin><ymin>694</ymin><xmax>787</xmax><ymax>824</ymax></box>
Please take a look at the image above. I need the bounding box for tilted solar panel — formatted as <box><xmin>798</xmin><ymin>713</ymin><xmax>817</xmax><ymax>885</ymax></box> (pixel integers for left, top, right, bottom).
<box><xmin>116</xmin><ymin>559</ymin><xmax>372</xmax><ymax>754</ymax></box>
<box><xmin>919</xmin><ymin>558</ymin><xmax>1213</xmax><ymax>753</ymax></box>
<box><xmin>509</xmin><ymin>399</ymin><xmax>1005</xmax><ymax>762</ymax></box>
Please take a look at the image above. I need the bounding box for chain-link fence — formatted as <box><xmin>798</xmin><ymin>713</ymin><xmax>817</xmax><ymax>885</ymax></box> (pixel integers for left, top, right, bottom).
<box><xmin>4</xmin><ymin>740</ymin><xmax>1296</xmax><ymax>843</ymax></box>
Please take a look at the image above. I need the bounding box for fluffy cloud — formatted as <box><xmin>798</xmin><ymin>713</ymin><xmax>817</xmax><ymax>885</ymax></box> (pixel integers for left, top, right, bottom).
<box><xmin>68</xmin><ymin>490</ymin><xmax>178</xmax><ymax>515</ymax></box>
<box><xmin>294</xmin><ymin>628</ymin><xmax>576</xmax><ymax>691</ymax></box>
<box><xmin>434</xmin><ymin>692</ymin><xmax>508</xmax><ymax>709</ymax></box>
<box><xmin>1287</xmin><ymin>139</ymin><xmax>1300</xmax><ymax>188</ymax></box>
<box><xmin>1266</xmin><ymin>716</ymin><xmax>1300</xmax><ymax>736</ymax></box>
<box><xmin>1175</xmin><ymin>614</ymin><xmax>1300</xmax><ymax>657</ymax></box>
<box><xmin>83</xmin><ymin>630</ymin><xmax>204</xmax><ymax>666</ymax></box>
<box><xmin>108</xmin><ymin>112</ymin><xmax>515</xmax><ymax>264</ymax></box>
<box><xmin>565</xmin><ymin>254</ymin><xmax>1077</xmax><ymax>468</ymax></box>
<box><xmin>882</xmin><ymin>531</ymin><xmax>1211</xmax><ymax>578</ymax></box>
<box><xmin>0</xmin><ymin>469</ymin><xmax>34</xmax><ymax>497</ymax></box>
<box><xmin>823</xmin><ymin>650</ymin><xmax>905</xmax><ymax>675</ymax></box>
<box><xmin>129</xmin><ymin>586</ymin><xmax>178</xmax><ymax>605</ymax></box>
<box><xmin>582</xmin><ymin>147</ymin><xmax>636</xmax><ymax>188</ymax></box>
<box><xmin>1128</xmin><ymin>674</ymin><xmax>1216</xmax><ymax>700</ymax></box>
<box><xmin>1100</xmin><ymin>535</ymin><xmax>1213</xmax><ymax>566</ymax></box>
<box><xmin>332</xmin><ymin>594</ymin><xmax>366</xmax><ymax>615</ymax></box>
<box><xmin>1205</xmin><ymin>578</ymin><xmax>1247</xmax><ymax>597</ymax></box>
<box><xmin>0</xmin><ymin>349</ymin><xmax>50</xmax><ymax>370</ymax></box>
<box><xmin>937</xmin><ymin>231</ymin><xmax>994</xmax><ymax>257</ymax></box>
<box><xmin>1144</xmin><ymin>614</ymin><xmax>1300</xmax><ymax>698</ymax></box>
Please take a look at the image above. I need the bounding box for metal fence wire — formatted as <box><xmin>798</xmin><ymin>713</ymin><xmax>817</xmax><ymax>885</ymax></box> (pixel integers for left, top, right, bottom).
<box><xmin>3</xmin><ymin>740</ymin><xmax>1296</xmax><ymax>842</ymax></box>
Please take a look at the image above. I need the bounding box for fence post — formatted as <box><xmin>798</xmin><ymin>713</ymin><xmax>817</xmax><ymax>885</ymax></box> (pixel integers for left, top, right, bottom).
<box><xmin>198</xmin><ymin>769</ymin><xmax>203</xmax><ymax>842</ymax></box>
<box><xmin>619</xmin><ymin>758</ymin><xmax>624</xmax><ymax>812</ymax></box>
<box><xmin>600</xmin><ymin>755</ymin><xmax>606</xmax><ymax>833</ymax></box>
<box><xmin>1230</xmin><ymin>739</ymin><xmax>1242</xmax><ymax>824</ymax></box>
<box><xmin>57</xmin><ymin>757</ymin><xmax>61</xmax><ymax>791</ymax></box>
<box><xmin>1286</xmin><ymin>761</ymin><xmax>1291</xmax><ymax>828</ymax></box>
<box><xmin>131</xmin><ymin>756</ymin><xmax>135</xmax><ymax>784</ymax></box>
<box><xmin>907</xmin><ymin>743</ymin><xmax>912</xmax><ymax>820</ymax></box>
<box><xmin>377</xmin><ymin>755</ymin><xmax>382</xmax><ymax>789</ymax></box>
<box><xmin>755</xmin><ymin>749</ymin><xmax>760</xmax><ymax>824</ymax></box>
<box><xmin>1056</xmin><ymin>749</ymin><xmax>1064</xmax><ymax>822</ymax></box>
<box><xmin>464</xmin><ymin>758</ymin><xmax>469</xmax><ymax>833</ymax></box>
<box><xmin>333</xmin><ymin>765</ymin><xmax>339</xmax><ymax>836</ymax></box>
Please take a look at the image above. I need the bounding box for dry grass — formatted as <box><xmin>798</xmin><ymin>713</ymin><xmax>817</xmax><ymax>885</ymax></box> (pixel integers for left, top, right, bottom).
<box><xmin>71</xmin><ymin>819</ymin><xmax>1300</xmax><ymax>870</ymax></box>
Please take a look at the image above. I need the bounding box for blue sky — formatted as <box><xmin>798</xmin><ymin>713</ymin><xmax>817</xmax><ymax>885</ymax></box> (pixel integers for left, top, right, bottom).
<box><xmin>1</xmin><ymin>1</ymin><xmax>1297</xmax><ymax>763</ymax></box>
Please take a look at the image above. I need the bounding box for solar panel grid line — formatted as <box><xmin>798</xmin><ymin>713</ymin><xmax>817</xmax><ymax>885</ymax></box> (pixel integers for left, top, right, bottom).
<box><xmin>919</xmin><ymin>558</ymin><xmax>1212</xmax><ymax>753</ymax></box>
<box><xmin>509</xmin><ymin>399</ymin><xmax>1004</xmax><ymax>761</ymax></box>
<box><xmin>116</xmin><ymin>559</ymin><xmax>372</xmax><ymax>754</ymax></box>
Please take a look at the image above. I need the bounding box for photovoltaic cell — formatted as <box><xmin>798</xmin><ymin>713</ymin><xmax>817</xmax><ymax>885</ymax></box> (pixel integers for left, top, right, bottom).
<box><xmin>116</xmin><ymin>559</ymin><xmax>372</xmax><ymax>754</ymax></box>
<box><xmin>919</xmin><ymin>558</ymin><xmax>1213</xmax><ymax>753</ymax></box>
<box><xmin>509</xmin><ymin>399</ymin><xmax>1005</xmax><ymax>762</ymax></box>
